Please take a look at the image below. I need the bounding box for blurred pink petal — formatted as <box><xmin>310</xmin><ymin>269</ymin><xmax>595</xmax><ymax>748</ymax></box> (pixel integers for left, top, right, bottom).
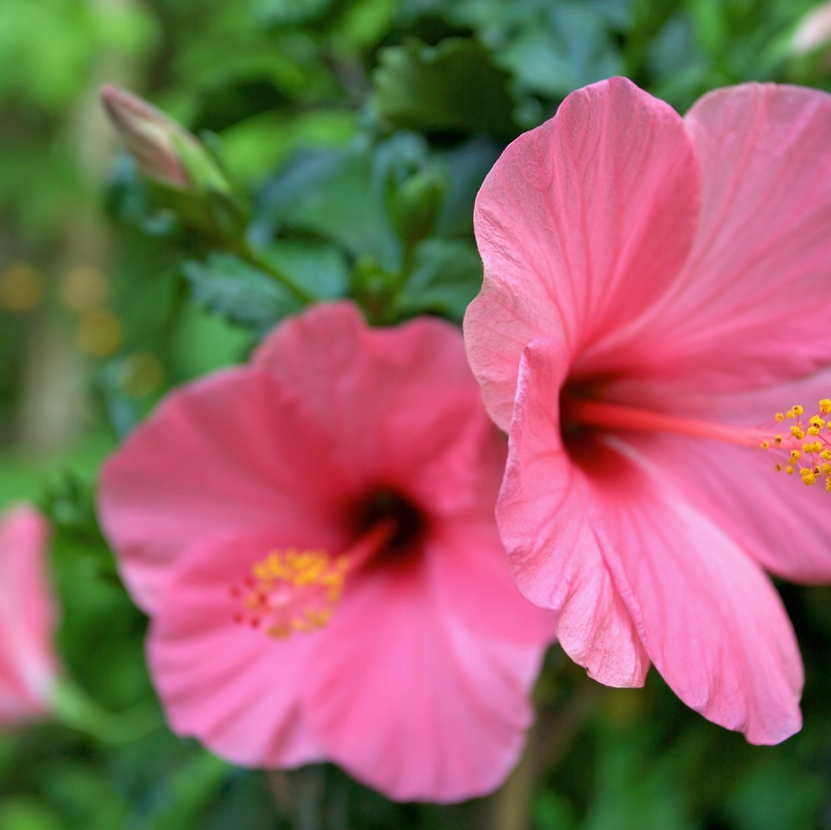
<box><xmin>792</xmin><ymin>2</ymin><xmax>831</xmax><ymax>54</ymax></box>
<box><xmin>101</xmin><ymin>301</ymin><xmax>555</xmax><ymax>802</ymax></box>
<box><xmin>465</xmin><ymin>76</ymin><xmax>831</xmax><ymax>743</ymax></box>
<box><xmin>0</xmin><ymin>505</ymin><xmax>59</xmax><ymax>725</ymax></box>
<box><xmin>148</xmin><ymin>531</ymin><xmax>324</xmax><ymax>769</ymax></box>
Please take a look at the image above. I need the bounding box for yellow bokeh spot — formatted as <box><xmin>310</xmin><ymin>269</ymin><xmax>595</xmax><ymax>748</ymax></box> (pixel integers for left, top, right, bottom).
<box><xmin>75</xmin><ymin>308</ymin><xmax>125</xmax><ymax>357</ymax></box>
<box><xmin>0</xmin><ymin>262</ymin><xmax>45</xmax><ymax>312</ymax></box>
<box><xmin>60</xmin><ymin>265</ymin><xmax>110</xmax><ymax>313</ymax></box>
<box><xmin>117</xmin><ymin>352</ymin><xmax>164</xmax><ymax>398</ymax></box>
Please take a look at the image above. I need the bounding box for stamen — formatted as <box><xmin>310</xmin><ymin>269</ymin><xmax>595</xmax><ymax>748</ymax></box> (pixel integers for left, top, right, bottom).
<box><xmin>563</xmin><ymin>399</ymin><xmax>773</xmax><ymax>449</ymax></box>
<box><xmin>563</xmin><ymin>396</ymin><xmax>831</xmax><ymax>493</ymax></box>
<box><xmin>231</xmin><ymin>519</ymin><xmax>396</xmax><ymax>638</ymax></box>
<box><xmin>769</xmin><ymin>401</ymin><xmax>831</xmax><ymax>490</ymax></box>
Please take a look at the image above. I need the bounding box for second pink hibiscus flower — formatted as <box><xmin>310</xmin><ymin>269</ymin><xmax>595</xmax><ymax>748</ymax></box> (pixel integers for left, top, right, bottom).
<box><xmin>99</xmin><ymin>301</ymin><xmax>554</xmax><ymax>803</ymax></box>
<box><xmin>465</xmin><ymin>76</ymin><xmax>831</xmax><ymax>745</ymax></box>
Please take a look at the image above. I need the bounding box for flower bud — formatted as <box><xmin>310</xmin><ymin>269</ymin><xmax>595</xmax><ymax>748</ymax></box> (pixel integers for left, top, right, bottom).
<box><xmin>389</xmin><ymin>169</ymin><xmax>446</xmax><ymax>250</ymax></box>
<box><xmin>100</xmin><ymin>85</ymin><xmax>231</xmax><ymax>197</ymax></box>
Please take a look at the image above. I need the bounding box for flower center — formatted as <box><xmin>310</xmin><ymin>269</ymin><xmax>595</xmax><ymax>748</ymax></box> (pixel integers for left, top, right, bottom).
<box><xmin>562</xmin><ymin>396</ymin><xmax>831</xmax><ymax>492</ymax></box>
<box><xmin>352</xmin><ymin>487</ymin><xmax>428</xmax><ymax>562</ymax></box>
<box><xmin>231</xmin><ymin>518</ymin><xmax>397</xmax><ymax>639</ymax></box>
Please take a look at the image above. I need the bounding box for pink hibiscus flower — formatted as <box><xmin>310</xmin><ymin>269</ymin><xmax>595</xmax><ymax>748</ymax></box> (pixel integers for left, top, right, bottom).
<box><xmin>464</xmin><ymin>76</ymin><xmax>831</xmax><ymax>745</ymax></box>
<box><xmin>0</xmin><ymin>504</ymin><xmax>59</xmax><ymax>726</ymax></box>
<box><xmin>98</xmin><ymin>301</ymin><xmax>554</xmax><ymax>802</ymax></box>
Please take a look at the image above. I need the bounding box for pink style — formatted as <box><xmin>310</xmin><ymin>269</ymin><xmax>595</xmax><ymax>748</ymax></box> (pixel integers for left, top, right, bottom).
<box><xmin>98</xmin><ymin>301</ymin><xmax>555</xmax><ymax>803</ymax></box>
<box><xmin>0</xmin><ymin>505</ymin><xmax>59</xmax><ymax>726</ymax></box>
<box><xmin>464</xmin><ymin>76</ymin><xmax>831</xmax><ymax>745</ymax></box>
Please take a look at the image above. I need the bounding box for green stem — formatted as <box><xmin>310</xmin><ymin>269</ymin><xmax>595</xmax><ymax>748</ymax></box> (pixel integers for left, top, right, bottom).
<box><xmin>50</xmin><ymin>679</ymin><xmax>162</xmax><ymax>744</ymax></box>
<box><xmin>237</xmin><ymin>240</ymin><xmax>316</xmax><ymax>304</ymax></box>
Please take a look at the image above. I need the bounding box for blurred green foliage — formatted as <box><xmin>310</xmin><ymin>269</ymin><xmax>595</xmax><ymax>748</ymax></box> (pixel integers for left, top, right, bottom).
<box><xmin>3</xmin><ymin>0</ymin><xmax>831</xmax><ymax>827</ymax></box>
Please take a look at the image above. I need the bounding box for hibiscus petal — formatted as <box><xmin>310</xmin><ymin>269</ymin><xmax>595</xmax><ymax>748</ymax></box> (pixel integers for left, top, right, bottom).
<box><xmin>501</xmin><ymin>339</ymin><xmax>650</xmax><ymax>686</ymax></box>
<box><xmin>429</xmin><ymin>516</ymin><xmax>556</xmax><ymax>646</ymax></box>
<box><xmin>304</xmin><ymin>558</ymin><xmax>544</xmax><ymax>803</ymax></box>
<box><xmin>593</xmin><ymin>438</ymin><xmax>804</xmax><ymax>744</ymax></box>
<box><xmin>465</xmin><ymin>76</ymin><xmax>700</xmax><ymax>431</ymax></box>
<box><xmin>0</xmin><ymin>506</ymin><xmax>57</xmax><ymax>722</ymax></box>
<box><xmin>639</xmin><ymin>83</ymin><xmax>831</xmax><ymax>389</ymax></box>
<box><xmin>99</xmin><ymin>369</ymin><xmax>347</xmax><ymax>612</ymax></box>
<box><xmin>611</xmin><ymin>369</ymin><xmax>831</xmax><ymax>582</ymax></box>
<box><xmin>147</xmin><ymin>531</ymin><xmax>326</xmax><ymax>768</ymax></box>
<box><xmin>255</xmin><ymin>302</ymin><xmax>491</xmax><ymax>512</ymax></box>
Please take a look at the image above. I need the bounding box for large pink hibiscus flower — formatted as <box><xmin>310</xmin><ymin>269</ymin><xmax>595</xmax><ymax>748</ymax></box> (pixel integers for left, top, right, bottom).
<box><xmin>98</xmin><ymin>301</ymin><xmax>554</xmax><ymax>802</ymax></box>
<box><xmin>0</xmin><ymin>504</ymin><xmax>59</xmax><ymax>726</ymax></box>
<box><xmin>464</xmin><ymin>76</ymin><xmax>831</xmax><ymax>745</ymax></box>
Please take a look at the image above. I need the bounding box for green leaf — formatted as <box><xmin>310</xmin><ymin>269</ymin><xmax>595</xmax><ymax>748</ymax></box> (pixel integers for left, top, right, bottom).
<box><xmin>260</xmin><ymin>240</ymin><xmax>350</xmax><ymax>300</ymax></box>
<box><xmin>372</xmin><ymin>38</ymin><xmax>518</xmax><ymax>138</ymax></box>
<box><xmin>219</xmin><ymin>108</ymin><xmax>357</xmax><ymax>187</ymax></box>
<box><xmin>182</xmin><ymin>253</ymin><xmax>303</xmax><ymax>335</ymax></box>
<box><xmin>497</xmin><ymin>4</ymin><xmax>625</xmax><ymax>97</ymax></box>
<box><xmin>723</xmin><ymin>756</ymin><xmax>825</xmax><ymax>830</ymax></box>
<box><xmin>255</xmin><ymin>144</ymin><xmax>402</xmax><ymax>270</ymax></box>
<box><xmin>0</xmin><ymin>799</ymin><xmax>63</xmax><ymax>830</ymax></box>
<box><xmin>395</xmin><ymin>238</ymin><xmax>482</xmax><ymax>321</ymax></box>
<box><xmin>253</xmin><ymin>0</ymin><xmax>332</xmax><ymax>26</ymax></box>
<box><xmin>331</xmin><ymin>0</ymin><xmax>399</xmax><ymax>53</ymax></box>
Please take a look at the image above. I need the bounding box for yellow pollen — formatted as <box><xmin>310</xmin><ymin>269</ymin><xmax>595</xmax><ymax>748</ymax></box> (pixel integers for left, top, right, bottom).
<box><xmin>801</xmin><ymin>469</ymin><xmax>818</xmax><ymax>486</ymax></box>
<box><xmin>768</xmin><ymin>398</ymin><xmax>831</xmax><ymax>494</ymax></box>
<box><xmin>234</xmin><ymin>548</ymin><xmax>350</xmax><ymax>638</ymax></box>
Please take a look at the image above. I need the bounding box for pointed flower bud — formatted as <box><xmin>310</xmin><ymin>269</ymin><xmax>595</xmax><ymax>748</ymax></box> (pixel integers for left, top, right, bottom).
<box><xmin>100</xmin><ymin>85</ymin><xmax>231</xmax><ymax>196</ymax></box>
